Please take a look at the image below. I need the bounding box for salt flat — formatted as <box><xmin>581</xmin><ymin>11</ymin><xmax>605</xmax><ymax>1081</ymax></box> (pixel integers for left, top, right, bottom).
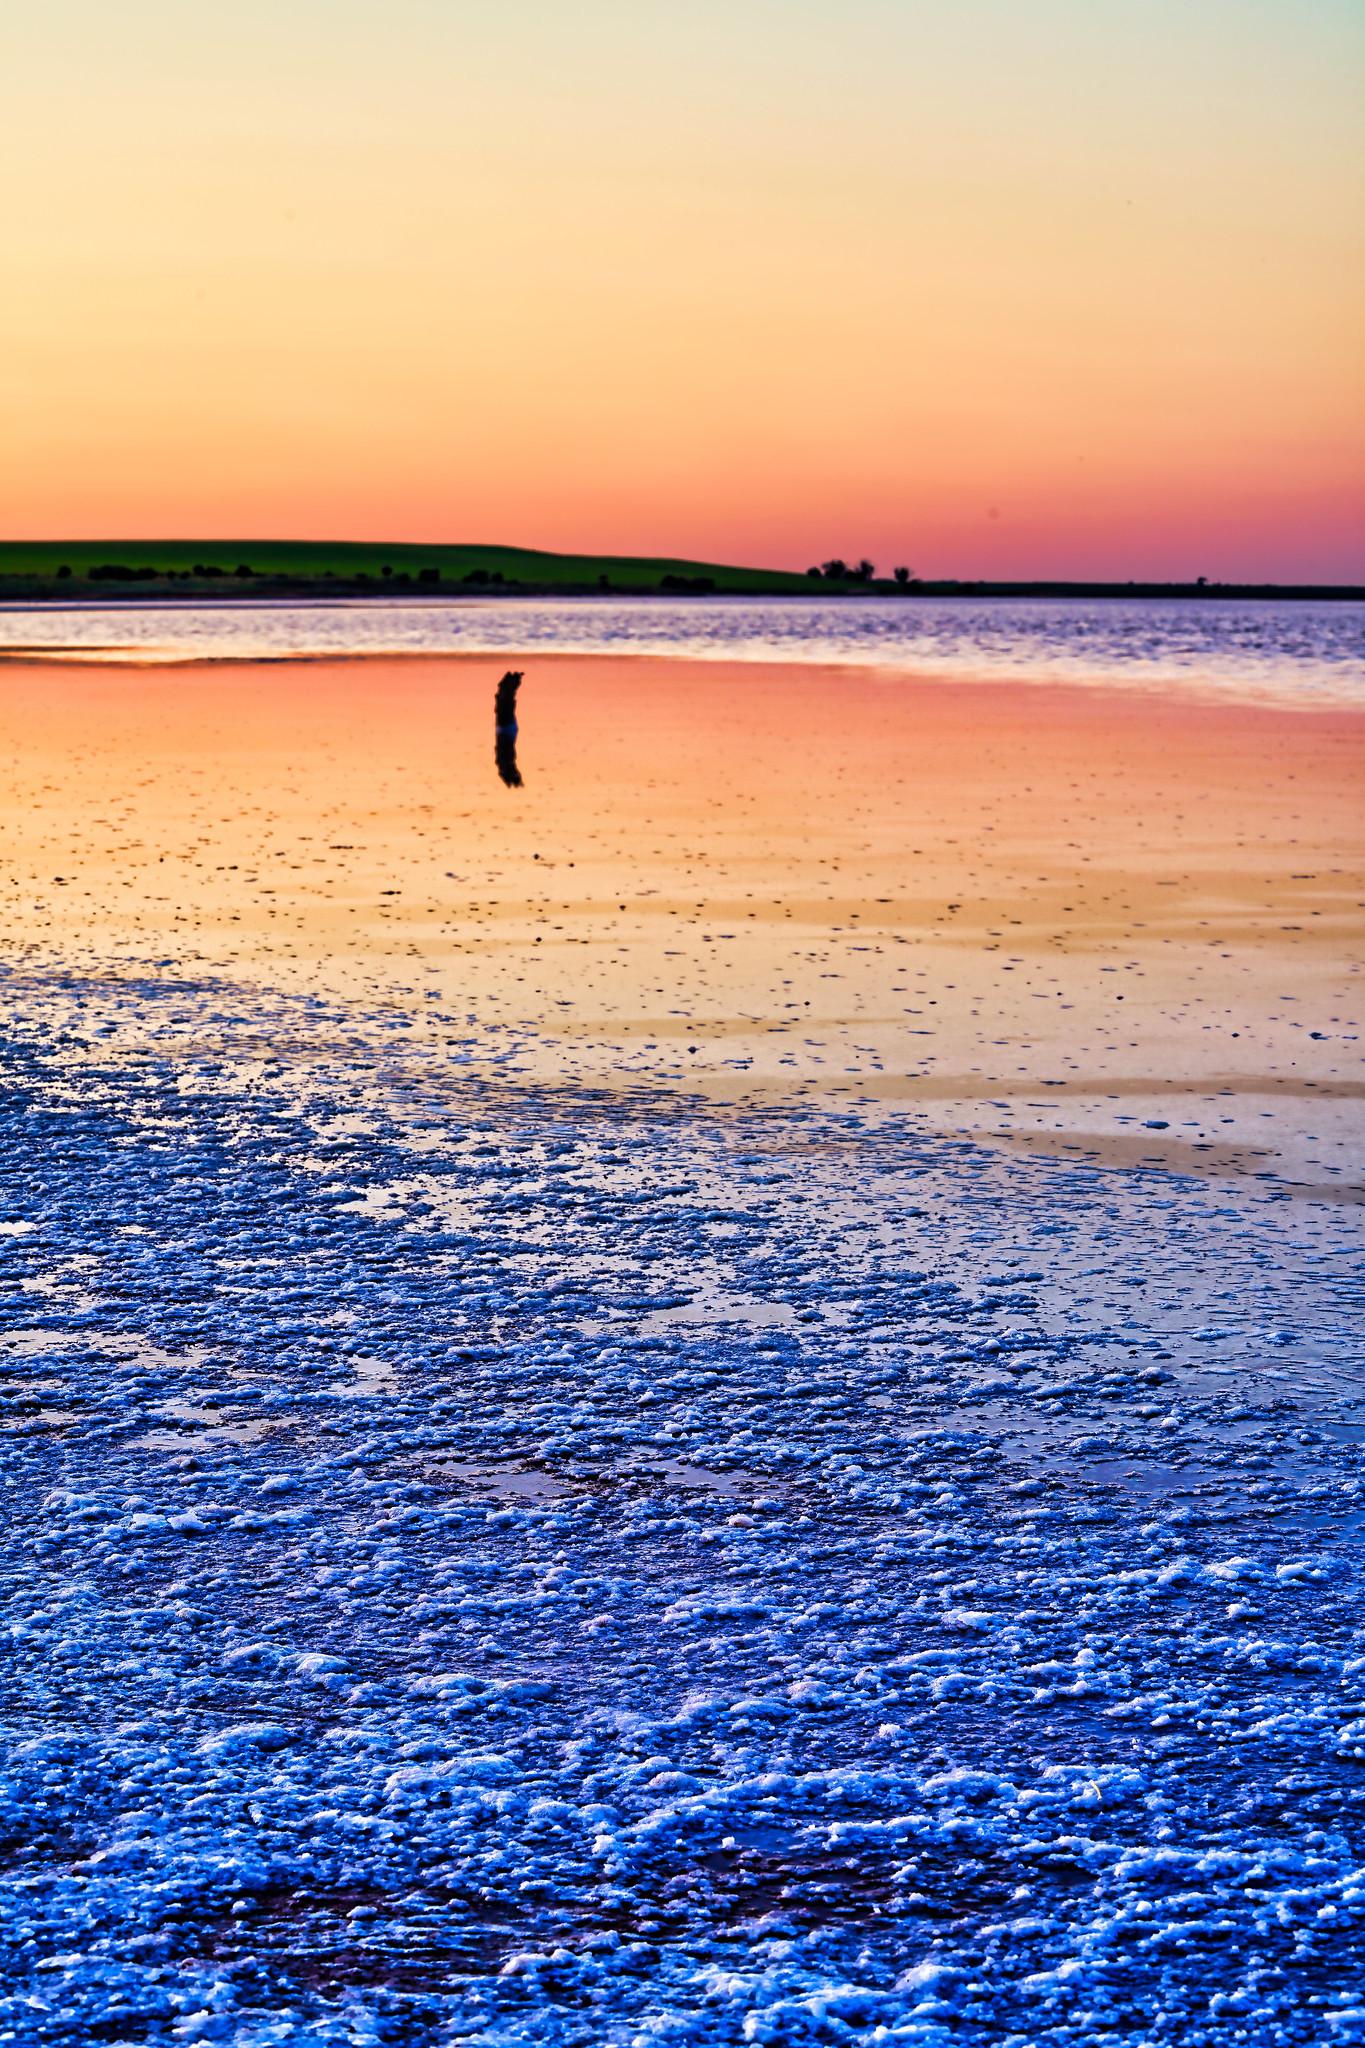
<box><xmin>0</xmin><ymin>628</ymin><xmax>1361</xmax><ymax>2043</ymax></box>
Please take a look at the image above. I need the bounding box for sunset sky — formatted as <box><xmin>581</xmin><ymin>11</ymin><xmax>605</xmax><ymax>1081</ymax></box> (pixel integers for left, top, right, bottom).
<box><xmin>6</xmin><ymin>0</ymin><xmax>1363</xmax><ymax>579</ymax></box>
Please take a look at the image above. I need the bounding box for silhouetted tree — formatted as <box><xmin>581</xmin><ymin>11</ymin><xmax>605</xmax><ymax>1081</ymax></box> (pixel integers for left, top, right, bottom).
<box><xmin>820</xmin><ymin>559</ymin><xmax>848</xmax><ymax>580</ymax></box>
<box><xmin>893</xmin><ymin>565</ymin><xmax>912</xmax><ymax>586</ymax></box>
<box><xmin>56</xmin><ymin>564</ymin><xmax>72</xmax><ymax>579</ymax></box>
<box><xmin>235</xmin><ymin>563</ymin><xmax>254</xmax><ymax>578</ymax></box>
<box><xmin>853</xmin><ymin>559</ymin><xmax>875</xmax><ymax>583</ymax></box>
<box><xmin>806</xmin><ymin>566</ymin><xmax>822</xmax><ymax>579</ymax></box>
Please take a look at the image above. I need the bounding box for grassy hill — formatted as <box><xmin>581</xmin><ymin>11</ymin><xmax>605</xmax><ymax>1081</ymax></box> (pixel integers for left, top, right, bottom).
<box><xmin>0</xmin><ymin>540</ymin><xmax>817</xmax><ymax>597</ymax></box>
<box><xmin>0</xmin><ymin>543</ymin><xmax>1356</xmax><ymax>602</ymax></box>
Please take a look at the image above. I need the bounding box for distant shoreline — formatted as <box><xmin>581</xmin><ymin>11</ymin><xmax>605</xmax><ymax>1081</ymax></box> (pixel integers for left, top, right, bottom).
<box><xmin>0</xmin><ymin>539</ymin><xmax>1359</xmax><ymax>604</ymax></box>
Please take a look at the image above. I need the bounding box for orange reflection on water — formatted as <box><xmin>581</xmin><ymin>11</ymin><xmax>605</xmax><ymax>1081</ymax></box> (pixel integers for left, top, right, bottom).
<box><xmin>1</xmin><ymin>651</ymin><xmax>1361</xmax><ymax>1180</ymax></box>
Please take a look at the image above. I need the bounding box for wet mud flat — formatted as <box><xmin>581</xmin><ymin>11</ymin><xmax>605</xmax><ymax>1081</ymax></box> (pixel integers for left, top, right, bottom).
<box><xmin>1</xmin><ymin>972</ymin><xmax>1362</xmax><ymax>2046</ymax></box>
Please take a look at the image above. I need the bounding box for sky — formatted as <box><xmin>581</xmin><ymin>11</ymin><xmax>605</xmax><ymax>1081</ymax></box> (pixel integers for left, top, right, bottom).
<box><xmin>5</xmin><ymin>0</ymin><xmax>1363</xmax><ymax>579</ymax></box>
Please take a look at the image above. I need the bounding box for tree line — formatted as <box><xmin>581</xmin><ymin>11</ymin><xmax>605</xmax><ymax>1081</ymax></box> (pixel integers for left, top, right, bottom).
<box><xmin>807</xmin><ymin>560</ymin><xmax>915</xmax><ymax>585</ymax></box>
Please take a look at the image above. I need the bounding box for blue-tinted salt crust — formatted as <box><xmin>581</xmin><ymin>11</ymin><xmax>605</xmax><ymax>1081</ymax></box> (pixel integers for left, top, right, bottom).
<box><xmin>1</xmin><ymin>969</ymin><xmax>1362</xmax><ymax>2045</ymax></box>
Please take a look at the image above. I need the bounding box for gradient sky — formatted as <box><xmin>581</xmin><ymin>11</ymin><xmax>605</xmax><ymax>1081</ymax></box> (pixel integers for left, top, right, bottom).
<box><xmin>5</xmin><ymin>0</ymin><xmax>1363</xmax><ymax>578</ymax></box>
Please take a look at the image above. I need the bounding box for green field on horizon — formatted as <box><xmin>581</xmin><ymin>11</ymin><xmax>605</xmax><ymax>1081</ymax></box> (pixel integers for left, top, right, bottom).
<box><xmin>0</xmin><ymin>540</ymin><xmax>815</xmax><ymax>593</ymax></box>
<box><xmin>1</xmin><ymin>544</ymin><xmax>1355</xmax><ymax>600</ymax></box>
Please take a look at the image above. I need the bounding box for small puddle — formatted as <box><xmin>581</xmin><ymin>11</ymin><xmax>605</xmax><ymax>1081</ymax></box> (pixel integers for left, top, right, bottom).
<box><xmin>1066</xmin><ymin>1458</ymin><xmax>1203</xmax><ymax>1496</ymax></box>
<box><xmin>581</xmin><ymin>1292</ymin><xmax>799</xmax><ymax>1336</ymax></box>
<box><xmin>423</xmin><ymin>1455</ymin><xmax>770</xmax><ymax>1504</ymax></box>
<box><xmin>426</xmin><ymin>1460</ymin><xmax>587</xmax><ymax>1502</ymax></box>
<box><xmin>340</xmin><ymin>1356</ymin><xmax>399</xmax><ymax>1396</ymax></box>
<box><xmin>625</xmin><ymin>1457</ymin><xmax>753</xmax><ymax>1497</ymax></box>
<box><xmin>133</xmin><ymin>1403</ymin><xmax>284</xmax><ymax>1448</ymax></box>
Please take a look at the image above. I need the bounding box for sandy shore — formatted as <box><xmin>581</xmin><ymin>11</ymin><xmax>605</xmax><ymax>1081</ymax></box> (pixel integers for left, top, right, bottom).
<box><xmin>2</xmin><ymin>651</ymin><xmax>1360</xmax><ymax>1192</ymax></box>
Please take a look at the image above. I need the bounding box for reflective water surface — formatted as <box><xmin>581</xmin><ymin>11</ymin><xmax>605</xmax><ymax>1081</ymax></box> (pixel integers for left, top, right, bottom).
<box><xmin>0</xmin><ymin>633</ymin><xmax>1361</xmax><ymax>2044</ymax></box>
<box><xmin>2</xmin><ymin>593</ymin><xmax>1363</xmax><ymax>706</ymax></box>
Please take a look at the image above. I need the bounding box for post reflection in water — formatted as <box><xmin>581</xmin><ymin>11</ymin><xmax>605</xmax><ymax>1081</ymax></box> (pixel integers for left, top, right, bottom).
<box><xmin>494</xmin><ymin>670</ymin><xmax>524</xmax><ymax>788</ymax></box>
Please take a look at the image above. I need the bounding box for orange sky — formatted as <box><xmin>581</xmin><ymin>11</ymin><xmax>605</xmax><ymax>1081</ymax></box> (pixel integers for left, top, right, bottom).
<box><xmin>5</xmin><ymin>0</ymin><xmax>1363</xmax><ymax>578</ymax></box>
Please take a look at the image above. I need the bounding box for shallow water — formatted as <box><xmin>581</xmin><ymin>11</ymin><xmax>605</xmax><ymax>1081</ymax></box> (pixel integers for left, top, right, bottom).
<box><xmin>0</xmin><ymin>633</ymin><xmax>1361</xmax><ymax>2044</ymax></box>
<box><xmin>3</xmin><ymin>593</ymin><xmax>1364</xmax><ymax>707</ymax></box>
